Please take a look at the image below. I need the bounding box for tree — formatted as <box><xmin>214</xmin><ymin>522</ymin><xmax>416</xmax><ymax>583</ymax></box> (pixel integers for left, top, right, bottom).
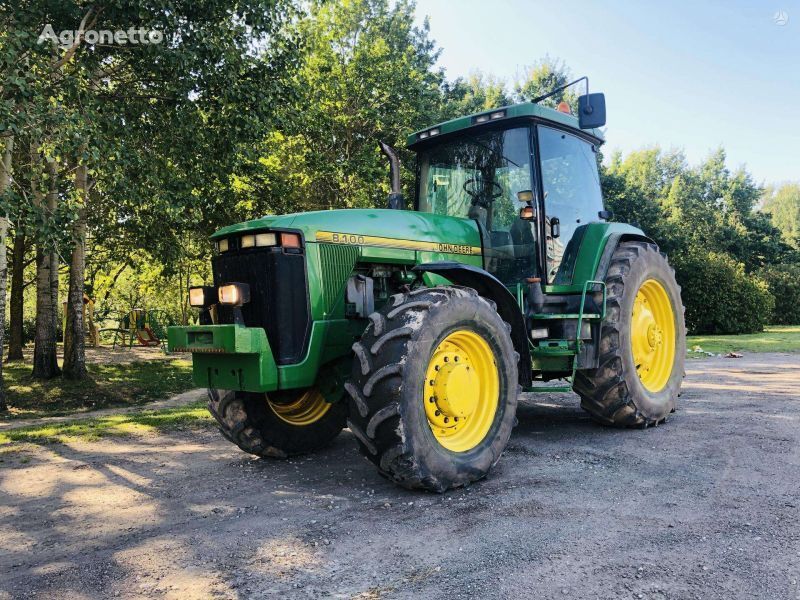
<box><xmin>0</xmin><ymin>135</ymin><xmax>12</xmax><ymax>410</ymax></box>
<box><xmin>242</xmin><ymin>0</ymin><xmax>443</xmax><ymax>212</ymax></box>
<box><xmin>763</xmin><ymin>183</ymin><xmax>800</xmax><ymax>249</ymax></box>
<box><xmin>513</xmin><ymin>56</ymin><xmax>576</xmax><ymax>107</ymax></box>
<box><xmin>440</xmin><ymin>72</ymin><xmax>511</xmax><ymax>120</ymax></box>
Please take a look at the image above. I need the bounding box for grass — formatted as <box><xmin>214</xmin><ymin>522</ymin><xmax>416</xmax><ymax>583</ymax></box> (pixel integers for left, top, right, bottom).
<box><xmin>0</xmin><ymin>401</ymin><xmax>212</xmax><ymax>445</ymax></box>
<box><xmin>2</xmin><ymin>359</ymin><xmax>195</xmax><ymax>419</ymax></box>
<box><xmin>687</xmin><ymin>325</ymin><xmax>800</xmax><ymax>355</ymax></box>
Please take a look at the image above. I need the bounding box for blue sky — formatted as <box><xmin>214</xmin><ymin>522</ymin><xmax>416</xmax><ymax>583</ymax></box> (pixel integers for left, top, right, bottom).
<box><xmin>414</xmin><ymin>0</ymin><xmax>799</xmax><ymax>186</ymax></box>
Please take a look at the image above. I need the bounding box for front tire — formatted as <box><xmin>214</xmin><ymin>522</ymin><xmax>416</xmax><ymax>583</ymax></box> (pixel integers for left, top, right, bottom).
<box><xmin>208</xmin><ymin>387</ymin><xmax>346</xmax><ymax>458</ymax></box>
<box><xmin>574</xmin><ymin>241</ymin><xmax>686</xmax><ymax>427</ymax></box>
<box><xmin>346</xmin><ymin>287</ymin><xmax>519</xmax><ymax>492</ymax></box>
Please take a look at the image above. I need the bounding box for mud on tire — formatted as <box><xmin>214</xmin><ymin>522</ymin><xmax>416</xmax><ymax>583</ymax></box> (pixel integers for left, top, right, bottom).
<box><xmin>207</xmin><ymin>388</ymin><xmax>346</xmax><ymax>458</ymax></box>
<box><xmin>573</xmin><ymin>241</ymin><xmax>686</xmax><ymax>427</ymax></box>
<box><xmin>345</xmin><ymin>286</ymin><xmax>519</xmax><ymax>492</ymax></box>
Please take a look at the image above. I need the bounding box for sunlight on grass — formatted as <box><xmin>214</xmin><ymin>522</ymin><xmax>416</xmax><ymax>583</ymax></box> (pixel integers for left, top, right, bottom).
<box><xmin>2</xmin><ymin>359</ymin><xmax>194</xmax><ymax>419</ymax></box>
<box><xmin>687</xmin><ymin>325</ymin><xmax>800</xmax><ymax>355</ymax></box>
<box><xmin>0</xmin><ymin>402</ymin><xmax>212</xmax><ymax>445</ymax></box>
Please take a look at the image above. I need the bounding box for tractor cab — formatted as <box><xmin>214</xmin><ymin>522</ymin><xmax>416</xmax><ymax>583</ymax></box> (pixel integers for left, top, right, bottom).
<box><xmin>409</xmin><ymin>100</ymin><xmax>607</xmax><ymax>288</ymax></box>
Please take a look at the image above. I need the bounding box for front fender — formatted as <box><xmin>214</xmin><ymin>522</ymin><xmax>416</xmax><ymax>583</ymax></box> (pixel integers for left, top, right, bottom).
<box><xmin>412</xmin><ymin>262</ymin><xmax>532</xmax><ymax>388</ymax></box>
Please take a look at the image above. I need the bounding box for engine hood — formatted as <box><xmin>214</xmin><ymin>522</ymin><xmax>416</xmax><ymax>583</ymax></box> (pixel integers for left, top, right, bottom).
<box><xmin>211</xmin><ymin>209</ymin><xmax>482</xmax><ymax>253</ymax></box>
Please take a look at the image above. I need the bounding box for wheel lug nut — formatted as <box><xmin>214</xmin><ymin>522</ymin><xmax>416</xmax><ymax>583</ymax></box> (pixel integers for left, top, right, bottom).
<box><xmin>444</xmin><ymin>356</ymin><xmax>449</xmax><ymax>362</ymax></box>
<box><xmin>454</xmin><ymin>356</ymin><xmax>459</xmax><ymax>362</ymax></box>
<box><xmin>444</xmin><ymin>417</ymin><xmax>449</xmax><ymax>423</ymax></box>
<box><xmin>429</xmin><ymin>380</ymin><xmax>434</xmax><ymax>386</ymax></box>
<box><xmin>435</xmin><ymin>365</ymin><xmax>440</xmax><ymax>371</ymax></box>
<box><xmin>429</xmin><ymin>397</ymin><xmax>435</xmax><ymax>403</ymax></box>
<box><xmin>435</xmin><ymin>410</ymin><xmax>441</xmax><ymax>417</ymax></box>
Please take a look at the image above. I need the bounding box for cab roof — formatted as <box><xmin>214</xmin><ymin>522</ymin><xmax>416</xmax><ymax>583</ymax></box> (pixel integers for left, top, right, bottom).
<box><xmin>407</xmin><ymin>101</ymin><xmax>604</xmax><ymax>149</ymax></box>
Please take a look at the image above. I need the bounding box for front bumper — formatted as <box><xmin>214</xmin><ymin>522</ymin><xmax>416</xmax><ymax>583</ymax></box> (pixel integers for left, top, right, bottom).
<box><xmin>168</xmin><ymin>324</ymin><xmax>278</xmax><ymax>392</ymax></box>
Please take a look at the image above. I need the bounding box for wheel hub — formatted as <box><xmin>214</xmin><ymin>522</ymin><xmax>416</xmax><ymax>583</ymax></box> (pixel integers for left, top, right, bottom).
<box><xmin>423</xmin><ymin>330</ymin><xmax>500</xmax><ymax>453</ymax></box>
<box><xmin>631</xmin><ymin>279</ymin><xmax>676</xmax><ymax>392</ymax></box>
<box><xmin>431</xmin><ymin>355</ymin><xmax>480</xmax><ymax>419</ymax></box>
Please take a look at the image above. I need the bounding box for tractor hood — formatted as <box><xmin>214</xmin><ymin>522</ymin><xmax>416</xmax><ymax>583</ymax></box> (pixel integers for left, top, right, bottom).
<box><xmin>211</xmin><ymin>209</ymin><xmax>483</xmax><ymax>256</ymax></box>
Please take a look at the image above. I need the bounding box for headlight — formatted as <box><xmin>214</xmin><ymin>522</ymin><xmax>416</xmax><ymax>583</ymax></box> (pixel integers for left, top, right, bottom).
<box><xmin>189</xmin><ymin>286</ymin><xmax>216</xmax><ymax>308</ymax></box>
<box><xmin>218</xmin><ymin>283</ymin><xmax>250</xmax><ymax>306</ymax></box>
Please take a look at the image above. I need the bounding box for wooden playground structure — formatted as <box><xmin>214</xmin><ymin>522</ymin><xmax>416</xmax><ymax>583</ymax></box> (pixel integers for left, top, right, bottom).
<box><xmin>63</xmin><ymin>296</ymin><xmax>173</xmax><ymax>352</ymax></box>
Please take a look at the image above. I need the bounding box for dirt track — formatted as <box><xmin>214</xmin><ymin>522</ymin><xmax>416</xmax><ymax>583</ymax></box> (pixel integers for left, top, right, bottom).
<box><xmin>1</xmin><ymin>353</ymin><xmax>799</xmax><ymax>599</ymax></box>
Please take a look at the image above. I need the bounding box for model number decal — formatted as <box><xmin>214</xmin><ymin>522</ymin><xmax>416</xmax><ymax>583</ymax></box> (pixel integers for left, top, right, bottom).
<box><xmin>316</xmin><ymin>231</ymin><xmax>480</xmax><ymax>255</ymax></box>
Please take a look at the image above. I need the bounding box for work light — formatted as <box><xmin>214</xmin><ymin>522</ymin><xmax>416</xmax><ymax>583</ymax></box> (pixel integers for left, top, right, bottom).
<box><xmin>256</xmin><ymin>232</ymin><xmax>277</xmax><ymax>247</ymax></box>
<box><xmin>218</xmin><ymin>283</ymin><xmax>250</xmax><ymax>306</ymax></box>
<box><xmin>188</xmin><ymin>286</ymin><xmax>216</xmax><ymax>308</ymax></box>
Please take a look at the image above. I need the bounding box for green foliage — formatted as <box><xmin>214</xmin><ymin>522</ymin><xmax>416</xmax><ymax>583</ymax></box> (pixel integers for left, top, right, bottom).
<box><xmin>239</xmin><ymin>0</ymin><xmax>443</xmax><ymax>211</ymax></box>
<box><xmin>440</xmin><ymin>72</ymin><xmax>511</xmax><ymax>120</ymax></box>
<box><xmin>513</xmin><ymin>57</ymin><xmax>577</xmax><ymax>108</ymax></box>
<box><xmin>762</xmin><ymin>183</ymin><xmax>800</xmax><ymax>249</ymax></box>
<box><xmin>759</xmin><ymin>264</ymin><xmax>800</xmax><ymax>325</ymax></box>
<box><xmin>2</xmin><ymin>359</ymin><xmax>194</xmax><ymax>419</ymax></box>
<box><xmin>673</xmin><ymin>250</ymin><xmax>774</xmax><ymax>335</ymax></box>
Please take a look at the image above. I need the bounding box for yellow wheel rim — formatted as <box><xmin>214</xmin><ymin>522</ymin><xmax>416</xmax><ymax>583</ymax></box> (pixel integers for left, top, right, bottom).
<box><xmin>631</xmin><ymin>279</ymin><xmax>676</xmax><ymax>392</ymax></box>
<box><xmin>267</xmin><ymin>388</ymin><xmax>331</xmax><ymax>426</ymax></box>
<box><xmin>423</xmin><ymin>329</ymin><xmax>500</xmax><ymax>453</ymax></box>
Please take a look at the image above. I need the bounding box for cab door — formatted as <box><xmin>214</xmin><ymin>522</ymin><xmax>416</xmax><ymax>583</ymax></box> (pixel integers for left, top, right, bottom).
<box><xmin>536</xmin><ymin>125</ymin><xmax>605</xmax><ymax>284</ymax></box>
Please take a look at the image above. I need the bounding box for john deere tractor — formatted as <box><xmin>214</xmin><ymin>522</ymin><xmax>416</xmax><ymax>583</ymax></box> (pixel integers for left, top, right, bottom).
<box><xmin>168</xmin><ymin>82</ymin><xmax>685</xmax><ymax>492</ymax></box>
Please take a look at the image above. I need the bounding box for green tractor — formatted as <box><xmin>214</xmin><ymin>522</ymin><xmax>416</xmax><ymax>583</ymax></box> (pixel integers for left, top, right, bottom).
<box><xmin>168</xmin><ymin>82</ymin><xmax>685</xmax><ymax>492</ymax></box>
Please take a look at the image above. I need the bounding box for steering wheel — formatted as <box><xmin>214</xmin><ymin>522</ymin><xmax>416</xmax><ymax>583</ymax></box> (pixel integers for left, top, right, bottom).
<box><xmin>463</xmin><ymin>178</ymin><xmax>503</xmax><ymax>204</ymax></box>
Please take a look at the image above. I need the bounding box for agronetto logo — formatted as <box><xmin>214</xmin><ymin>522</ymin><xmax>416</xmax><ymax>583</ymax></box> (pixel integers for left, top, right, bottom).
<box><xmin>37</xmin><ymin>24</ymin><xmax>163</xmax><ymax>48</ymax></box>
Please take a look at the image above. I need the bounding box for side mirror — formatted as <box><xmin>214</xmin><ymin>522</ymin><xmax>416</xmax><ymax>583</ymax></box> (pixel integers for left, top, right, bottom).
<box><xmin>578</xmin><ymin>93</ymin><xmax>606</xmax><ymax>129</ymax></box>
<box><xmin>550</xmin><ymin>216</ymin><xmax>560</xmax><ymax>239</ymax></box>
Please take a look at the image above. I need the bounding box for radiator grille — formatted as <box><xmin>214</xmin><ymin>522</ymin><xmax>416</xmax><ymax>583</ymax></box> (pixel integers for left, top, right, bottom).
<box><xmin>319</xmin><ymin>243</ymin><xmax>359</xmax><ymax>316</ymax></box>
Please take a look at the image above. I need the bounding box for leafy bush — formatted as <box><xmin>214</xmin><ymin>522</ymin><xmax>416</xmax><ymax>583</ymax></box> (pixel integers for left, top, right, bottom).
<box><xmin>759</xmin><ymin>264</ymin><xmax>800</xmax><ymax>325</ymax></box>
<box><xmin>672</xmin><ymin>250</ymin><xmax>774</xmax><ymax>334</ymax></box>
<box><xmin>3</xmin><ymin>317</ymin><xmax>37</xmax><ymax>347</ymax></box>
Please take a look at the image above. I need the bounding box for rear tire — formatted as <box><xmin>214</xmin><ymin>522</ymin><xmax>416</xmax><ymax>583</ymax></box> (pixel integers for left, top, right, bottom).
<box><xmin>208</xmin><ymin>387</ymin><xmax>346</xmax><ymax>458</ymax></box>
<box><xmin>574</xmin><ymin>241</ymin><xmax>685</xmax><ymax>427</ymax></box>
<box><xmin>346</xmin><ymin>287</ymin><xmax>519</xmax><ymax>492</ymax></box>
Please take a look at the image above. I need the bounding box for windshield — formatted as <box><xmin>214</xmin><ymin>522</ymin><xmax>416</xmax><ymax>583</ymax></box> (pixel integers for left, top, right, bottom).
<box><xmin>417</xmin><ymin>127</ymin><xmax>532</xmax><ymax>226</ymax></box>
<box><xmin>417</xmin><ymin>126</ymin><xmax>536</xmax><ymax>283</ymax></box>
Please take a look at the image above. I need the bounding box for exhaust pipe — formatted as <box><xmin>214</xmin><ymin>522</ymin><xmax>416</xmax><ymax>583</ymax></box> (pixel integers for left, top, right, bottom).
<box><xmin>378</xmin><ymin>141</ymin><xmax>406</xmax><ymax>210</ymax></box>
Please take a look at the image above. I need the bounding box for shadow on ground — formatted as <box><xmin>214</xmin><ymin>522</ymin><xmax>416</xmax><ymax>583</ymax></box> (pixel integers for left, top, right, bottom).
<box><xmin>1</xmin><ymin>353</ymin><xmax>799</xmax><ymax>599</ymax></box>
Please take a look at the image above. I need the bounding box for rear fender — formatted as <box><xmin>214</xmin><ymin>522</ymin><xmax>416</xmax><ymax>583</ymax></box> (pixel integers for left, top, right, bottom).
<box><xmin>412</xmin><ymin>262</ymin><xmax>532</xmax><ymax>388</ymax></box>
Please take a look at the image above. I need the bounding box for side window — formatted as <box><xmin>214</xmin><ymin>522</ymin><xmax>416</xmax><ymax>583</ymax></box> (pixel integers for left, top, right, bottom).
<box><xmin>538</xmin><ymin>126</ymin><xmax>604</xmax><ymax>283</ymax></box>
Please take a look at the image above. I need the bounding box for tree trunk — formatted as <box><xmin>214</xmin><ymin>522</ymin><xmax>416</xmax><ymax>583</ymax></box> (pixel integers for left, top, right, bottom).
<box><xmin>47</xmin><ymin>160</ymin><xmax>59</xmax><ymax>349</ymax></box>
<box><xmin>7</xmin><ymin>226</ymin><xmax>26</xmax><ymax>361</ymax></box>
<box><xmin>31</xmin><ymin>148</ymin><xmax>60</xmax><ymax>379</ymax></box>
<box><xmin>63</xmin><ymin>164</ymin><xmax>88</xmax><ymax>379</ymax></box>
<box><xmin>0</xmin><ymin>136</ymin><xmax>13</xmax><ymax>411</ymax></box>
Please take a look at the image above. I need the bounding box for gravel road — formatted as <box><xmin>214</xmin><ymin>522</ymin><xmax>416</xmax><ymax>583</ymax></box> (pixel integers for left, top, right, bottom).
<box><xmin>1</xmin><ymin>353</ymin><xmax>798</xmax><ymax>599</ymax></box>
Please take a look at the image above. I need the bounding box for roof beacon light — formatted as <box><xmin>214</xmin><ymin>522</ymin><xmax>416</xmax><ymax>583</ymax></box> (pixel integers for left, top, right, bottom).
<box><xmin>556</xmin><ymin>101</ymin><xmax>571</xmax><ymax>114</ymax></box>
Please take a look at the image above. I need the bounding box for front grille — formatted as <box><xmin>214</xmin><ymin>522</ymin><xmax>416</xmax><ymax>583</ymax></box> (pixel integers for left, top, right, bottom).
<box><xmin>212</xmin><ymin>247</ymin><xmax>311</xmax><ymax>365</ymax></box>
<box><xmin>319</xmin><ymin>243</ymin><xmax>359</xmax><ymax>316</ymax></box>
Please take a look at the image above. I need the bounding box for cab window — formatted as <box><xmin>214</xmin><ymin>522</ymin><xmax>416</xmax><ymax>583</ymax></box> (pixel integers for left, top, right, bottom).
<box><xmin>538</xmin><ymin>126</ymin><xmax>604</xmax><ymax>283</ymax></box>
<box><xmin>417</xmin><ymin>127</ymin><xmax>536</xmax><ymax>283</ymax></box>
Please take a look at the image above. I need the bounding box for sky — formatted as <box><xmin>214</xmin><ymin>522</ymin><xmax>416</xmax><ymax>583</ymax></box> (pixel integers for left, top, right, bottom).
<box><xmin>413</xmin><ymin>0</ymin><xmax>800</xmax><ymax>186</ymax></box>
